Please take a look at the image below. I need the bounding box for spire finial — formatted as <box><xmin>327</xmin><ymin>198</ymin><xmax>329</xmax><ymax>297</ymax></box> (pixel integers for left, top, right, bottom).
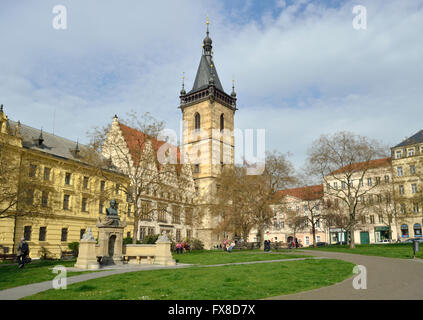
<box><xmin>180</xmin><ymin>72</ymin><xmax>186</xmax><ymax>96</ymax></box>
<box><xmin>206</xmin><ymin>16</ymin><xmax>210</xmax><ymax>34</ymax></box>
<box><xmin>231</xmin><ymin>78</ymin><xmax>237</xmax><ymax>98</ymax></box>
<box><xmin>0</xmin><ymin>104</ymin><xmax>3</xmax><ymax>113</ymax></box>
<box><xmin>203</xmin><ymin>16</ymin><xmax>212</xmax><ymax>56</ymax></box>
<box><xmin>38</xmin><ymin>127</ymin><xmax>44</xmax><ymax>146</ymax></box>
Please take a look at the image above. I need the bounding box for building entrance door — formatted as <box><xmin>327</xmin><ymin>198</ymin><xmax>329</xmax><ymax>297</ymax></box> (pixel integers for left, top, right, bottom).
<box><xmin>360</xmin><ymin>231</ymin><xmax>370</xmax><ymax>244</ymax></box>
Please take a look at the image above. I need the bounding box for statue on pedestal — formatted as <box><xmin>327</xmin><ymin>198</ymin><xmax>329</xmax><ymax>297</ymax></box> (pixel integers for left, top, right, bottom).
<box><xmin>97</xmin><ymin>199</ymin><xmax>124</xmax><ymax>227</ymax></box>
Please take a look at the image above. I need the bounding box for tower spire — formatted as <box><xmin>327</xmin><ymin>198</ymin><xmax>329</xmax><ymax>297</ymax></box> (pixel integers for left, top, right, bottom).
<box><xmin>180</xmin><ymin>72</ymin><xmax>186</xmax><ymax>96</ymax></box>
<box><xmin>203</xmin><ymin>16</ymin><xmax>212</xmax><ymax>56</ymax></box>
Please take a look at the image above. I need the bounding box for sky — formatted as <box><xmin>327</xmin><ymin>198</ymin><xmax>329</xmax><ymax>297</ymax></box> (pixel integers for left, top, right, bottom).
<box><xmin>0</xmin><ymin>0</ymin><xmax>422</xmax><ymax>170</ymax></box>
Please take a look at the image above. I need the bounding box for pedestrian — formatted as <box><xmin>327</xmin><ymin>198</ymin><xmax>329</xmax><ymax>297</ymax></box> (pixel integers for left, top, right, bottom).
<box><xmin>227</xmin><ymin>240</ymin><xmax>236</xmax><ymax>253</ymax></box>
<box><xmin>175</xmin><ymin>241</ymin><xmax>182</xmax><ymax>254</ymax></box>
<box><xmin>295</xmin><ymin>238</ymin><xmax>299</xmax><ymax>248</ymax></box>
<box><xmin>17</xmin><ymin>237</ymin><xmax>29</xmax><ymax>269</ymax></box>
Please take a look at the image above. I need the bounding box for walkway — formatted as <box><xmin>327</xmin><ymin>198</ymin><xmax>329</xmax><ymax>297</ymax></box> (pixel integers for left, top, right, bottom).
<box><xmin>266</xmin><ymin>250</ymin><xmax>423</xmax><ymax>300</ymax></box>
<box><xmin>0</xmin><ymin>257</ymin><xmax>320</xmax><ymax>300</ymax></box>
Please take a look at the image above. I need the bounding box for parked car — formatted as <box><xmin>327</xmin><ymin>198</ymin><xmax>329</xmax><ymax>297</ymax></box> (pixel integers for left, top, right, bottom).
<box><xmin>308</xmin><ymin>242</ymin><xmax>328</xmax><ymax>248</ymax></box>
<box><xmin>403</xmin><ymin>238</ymin><xmax>423</xmax><ymax>243</ymax></box>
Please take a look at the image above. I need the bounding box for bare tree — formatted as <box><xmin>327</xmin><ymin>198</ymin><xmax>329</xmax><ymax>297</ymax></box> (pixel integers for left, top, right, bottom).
<box><xmin>87</xmin><ymin>111</ymin><xmax>196</xmax><ymax>244</ymax></box>
<box><xmin>307</xmin><ymin>131</ymin><xmax>388</xmax><ymax>248</ymax></box>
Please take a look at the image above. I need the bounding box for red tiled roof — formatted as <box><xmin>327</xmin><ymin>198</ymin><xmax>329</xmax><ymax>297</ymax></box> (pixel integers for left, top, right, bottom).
<box><xmin>330</xmin><ymin>157</ymin><xmax>391</xmax><ymax>175</ymax></box>
<box><xmin>275</xmin><ymin>184</ymin><xmax>323</xmax><ymax>201</ymax></box>
<box><xmin>118</xmin><ymin>122</ymin><xmax>182</xmax><ymax>171</ymax></box>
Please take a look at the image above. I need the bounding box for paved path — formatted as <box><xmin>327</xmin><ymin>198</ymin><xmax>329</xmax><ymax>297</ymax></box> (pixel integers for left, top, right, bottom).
<box><xmin>266</xmin><ymin>250</ymin><xmax>423</xmax><ymax>300</ymax></box>
<box><xmin>0</xmin><ymin>257</ymin><xmax>320</xmax><ymax>300</ymax></box>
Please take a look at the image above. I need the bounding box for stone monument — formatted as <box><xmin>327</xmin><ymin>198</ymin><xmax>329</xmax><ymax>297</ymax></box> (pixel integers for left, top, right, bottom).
<box><xmin>74</xmin><ymin>228</ymin><xmax>100</xmax><ymax>270</ymax></box>
<box><xmin>96</xmin><ymin>199</ymin><xmax>127</xmax><ymax>265</ymax></box>
<box><xmin>154</xmin><ymin>231</ymin><xmax>176</xmax><ymax>266</ymax></box>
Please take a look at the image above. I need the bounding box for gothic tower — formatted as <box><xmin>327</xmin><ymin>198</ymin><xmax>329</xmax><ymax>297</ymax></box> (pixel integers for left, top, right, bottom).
<box><xmin>179</xmin><ymin>18</ymin><xmax>237</xmax><ymax>248</ymax></box>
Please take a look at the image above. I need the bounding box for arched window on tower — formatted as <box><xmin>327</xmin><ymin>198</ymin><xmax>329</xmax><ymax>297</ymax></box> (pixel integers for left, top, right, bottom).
<box><xmin>220</xmin><ymin>113</ymin><xmax>224</xmax><ymax>132</ymax></box>
<box><xmin>195</xmin><ymin>113</ymin><xmax>201</xmax><ymax>131</ymax></box>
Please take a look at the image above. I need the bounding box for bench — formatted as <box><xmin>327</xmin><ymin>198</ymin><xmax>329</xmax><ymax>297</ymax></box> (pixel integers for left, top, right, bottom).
<box><xmin>0</xmin><ymin>254</ymin><xmax>16</xmax><ymax>262</ymax></box>
<box><xmin>123</xmin><ymin>255</ymin><xmax>155</xmax><ymax>265</ymax></box>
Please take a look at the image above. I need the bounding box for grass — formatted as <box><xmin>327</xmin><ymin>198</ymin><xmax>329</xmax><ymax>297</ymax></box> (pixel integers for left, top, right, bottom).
<box><xmin>301</xmin><ymin>243</ymin><xmax>423</xmax><ymax>259</ymax></box>
<box><xmin>24</xmin><ymin>259</ymin><xmax>354</xmax><ymax>300</ymax></box>
<box><xmin>0</xmin><ymin>259</ymin><xmax>98</xmax><ymax>291</ymax></box>
<box><xmin>172</xmin><ymin>250</ymin><xmax>308</xmax><ymax>265</ymax></box>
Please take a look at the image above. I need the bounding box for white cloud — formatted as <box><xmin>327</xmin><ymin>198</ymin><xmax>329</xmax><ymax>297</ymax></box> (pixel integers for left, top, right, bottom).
<box><xmin>0</xmin><ymin>0</ymin><xmax>422</xmax><ymax>171</ymax></box>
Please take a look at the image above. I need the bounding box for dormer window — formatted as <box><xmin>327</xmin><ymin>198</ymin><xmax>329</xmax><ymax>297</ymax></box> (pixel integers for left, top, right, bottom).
<box><xmin>408</xmin><ymin>148</ymin><xmax>415</xmax><ymax>157</ymax></box>
<box><xmin>396</xmin><ymin>150</ymin><xmax>402</xmax><ymax>159</ymax></box>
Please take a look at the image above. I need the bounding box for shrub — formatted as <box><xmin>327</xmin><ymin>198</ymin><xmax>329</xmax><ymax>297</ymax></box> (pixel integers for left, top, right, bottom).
<box><xmin>188</xmin><ymin>238</ymin><xmax>204</xmax><ymax>251</ymax></box>
<box><xmin>123</xmin><ymin>237</ymin><xmax>141</xmax><ymax>245</ymax></box>
<box><xmin>143</xmin><ymin>235</ymin><xmax>159</xmax><ymax>244</ymax></box>
<box><xmin>68</xmin><ymin>242</ymin><xmax>79</xmax><ymax>257</ymax></box>
<box><xmin>38</xmin><ymin>246</ymin><xmax>52</xmax><ymax>260</ymax></box>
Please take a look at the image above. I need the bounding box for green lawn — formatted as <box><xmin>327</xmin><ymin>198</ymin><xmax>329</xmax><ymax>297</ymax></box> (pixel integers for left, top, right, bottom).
<box><xmin>172</xmin><ymin>250</ymin><xmax>308</xmax><ymax>265</ymax></box>
<box><xmin>301</xmin><ymin>243</ymin><xmax>423</xmax><ymax>259</ymax></box>
<box><xmin>0</xmin><ymin>260</ymin><xmax>98</xmax><ymax>291</ymax></box>
<box><xmin>24</xmin><ymin>259</ymin><xmax>354</xmax><ymax>300</ymax></box>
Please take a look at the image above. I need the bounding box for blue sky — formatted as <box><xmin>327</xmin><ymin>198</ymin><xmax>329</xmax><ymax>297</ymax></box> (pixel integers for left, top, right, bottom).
<box><xmin>1</xmin><ymin>0</ymin><xmax>422</xmax><ymax>170</ymax></box>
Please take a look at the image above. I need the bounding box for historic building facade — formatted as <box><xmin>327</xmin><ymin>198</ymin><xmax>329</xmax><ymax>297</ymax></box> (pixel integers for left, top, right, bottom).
<box><xmin>178</xmin><ymin>20</ymin><xmax>237</xmax><ymax>249</ymax></box>
<box><xmin>391</xmin><ymin>130</ymin><xmax>423</xmax><ymax>239</ymax></box>
<box><xmin>0</xmin><ymin>106</ymin><xmax>133</xmax><ymax>259</ymax></box>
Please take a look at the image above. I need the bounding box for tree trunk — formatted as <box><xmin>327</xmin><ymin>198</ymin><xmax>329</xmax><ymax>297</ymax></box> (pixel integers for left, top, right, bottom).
<box><xmin>312</xmin><ymin>225</ymin><xmax>317</xmax><ymax>248</ymax></box>
<box><xmin>132</xmin><ymin>216</ymin><xmax>139</xmax><ymax>244</ymax></box>
<box><xmin>349</xmin><ymin>227</ymin><xmax>355</xmax><ymax>248</ymax></box>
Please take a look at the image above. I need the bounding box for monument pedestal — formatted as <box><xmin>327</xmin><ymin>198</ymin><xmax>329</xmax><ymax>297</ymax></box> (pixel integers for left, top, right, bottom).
<box><xmin>154</xmin><ymin>233</ymin><xmax>176</xmax><ymax>266</ymax></box>
<box><xmin>74</xmin><ymin>230</ymin><xmax>100</xmax><ymax>270</ymax></box>
<box><xmin>96</xmin><ymin>216</ymin><xmax>127</xmax><ymax>266</ymax></box>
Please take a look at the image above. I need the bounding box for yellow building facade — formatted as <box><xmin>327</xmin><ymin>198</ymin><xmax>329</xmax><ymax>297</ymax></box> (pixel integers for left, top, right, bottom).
<box><xmin>0</xmin><ymin>107</ymin><xmax>134</xmax><ymax>259</ymax></box>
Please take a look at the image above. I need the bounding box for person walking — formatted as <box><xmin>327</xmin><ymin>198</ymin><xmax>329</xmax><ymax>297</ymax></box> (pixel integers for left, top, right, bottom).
<box><xmin>17</xmin><ymin>237</ymin><xmax>29</xmax><ymax>269</ymax></box>
<box><xmin>175</xmin><ymin>241</ymin><xmax>182</xmax><ymax>254</ymax></box>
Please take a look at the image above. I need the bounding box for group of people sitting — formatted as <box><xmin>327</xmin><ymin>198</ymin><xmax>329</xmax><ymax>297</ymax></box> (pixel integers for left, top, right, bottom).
<box><xmin>175</xmin><ymin>241</ymin><xmax>190</xmax><ymax>254</ymax></box>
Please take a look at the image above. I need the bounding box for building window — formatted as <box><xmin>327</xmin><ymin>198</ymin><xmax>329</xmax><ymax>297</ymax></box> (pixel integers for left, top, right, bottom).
<box><xmin>44</xmin><ymin>167</ymin><xmax>51</xmax><ymax>181</ymax></box>
<box><xmin>412</xmin><ymin>184</ymin><xmax>417</xmax><ymax>194</ymax></box>
<box><xmin>139</xmin><ymin>227</ymin><xmax>146</xmax><ymax>241</ymax></box>
<box><xmin>220</xmin><ymin>114</ymin><xmax>224</xmax><ymax>131</ymax></box>
<box><xmin>127</xmin><ymin>232</ymin><xmax>131</xmax><ymax>238</ymax></box>
<box><xmin>158</xmin><ymin>203</ymin><xmax>167</xmax><ymax>222</ymax></box>
<box><xmin>397</xmin><ymin>167</ymin><xmax>403</xmax><ymax>177</ymax></box>
<box><xmin>81</xmin><ymin>198</ymin><xmax>88</xmax><ymax>212</ymax></box>
<box><xmin>194</xmin><ymin>164</ymin><xmax>200</xmax><ymax>173</ymax></box>
<box><xmin>141</xmin><ymin>201</ymin><xmax>152</xmax><ymax>221</ymax></box>
<box><xmin>80</xmin><ymin>229</ymin><xmax>86</xmax><ymax>240</ymax></box>
<box><xmin>29</xmin><ymin>164</ymin><xmax>37</xmax><ymax>177</ymax></box>
<box><xmin>39</xmin><ymin>227</ymin><xmax>47</xmax><ymax>241</ymax></box>
<box><xmin>99</xmin><ymin>200</ymin><xmax>104</xmax><ymax>214</ymax></box>
<box><xmin>341</xmin><ymin>181</ymin><xmax>346</xmax><ymax>189</ymax></box>
<box><xmin>148</xmin><ymin>228</ymin><xmax>154</xmax><ymax>236</ymax></box>
<box><xmin>378</xmin><ymin>215</ymin><xmax>383</xmax><ymax>223</ymax></box>
<box><xmin>317</xmin><ymin>236</ymin><xmax>321</xmax><ymax>242</ymax></box>
<box><xmin>172</xmin><ymin>206</ymin><xmax>181</xmax><ymax>224</ymax></box>
<box><xmin>384</xmin><ymin>175</ymin><xmax>390</xmax><ymax>184</ymax></box>
<box><xmin>333</xmin><ymin>182</ymin><xmax>338</xmax><ymax>189</ymax></box>
<box><xmin>326</xmin><ymin>183</ymin><xmax>331</xmax><ymax>190</ymax></box>
<box><xmin>410</xmin><ymin>165</ymin><xmax>416</xmax><ymax>175</ymax></box>
<box><xmin>127</xmin><ymin>204</ymin><xmax>131</xmax><ymax>217</ymax></box>
<box><xmin>414</xmin><ymin>224</ymin><xmax>422</xmax><ymax>237</ymax></box>
<box><xmin>61</xmin><ymin>228</ymin><xmax>68</xmax><ymax>242</ymax></box>
<box><xmin>375</xmin><ymin>177</ymin><xmax>381</xmax><ymax>185</ymax></box>
<box><xmin>370</xmin><ymin>215</ymin><xmax>375</xmax><ymax>224</ymax></box>
<box><xmin>100</xmin><ymin>180</ymin><xmax>105</xmax><ymax>191</ymax></box>
<box><xmin>396</xmin><ymin>150</ymin><xmax>402</xmax><ymax>159</ymax></box>
<box><xmin>65</xmin><ymin>172</ymin><xmax>71</xmax><ymax>185</ymax></box>
<box><xmin>305</xmin><ymin>236</ymin><xmax>310</xmax><ymax>245</ymax></box>
<box><xmin>63</xmin><ymin>195</ymin><xmax>70</xmax><ymax>210</ymax></box>
<box><xmin>24</xmin><ymin>226</ymin><xmax>32</xmax><ymax>241</ymax></box>
<box><xmin>359</xmin><ymin>179</ymin><xmax>364</xmax><ymax>187</ymax></box>
<box><xmin>401</xmin><ymin>224</ymin><xmax>409</xmax><ymax>238</ymax></box>
<box><xmin>83</xmin><ymin>177</ymin><xmax>89</xmax><ymax>189</ymax></box>
<box><xmin>408</xmin><ymin>148</ymin><xmax>415</xmax><ymax>157</ymax></box>
<box><xmin>186</xmin><ymin>229</ymin><xmax>192</xmax><ymax>239</ymax></box>
<box><xmin>176</xmin><ymin>229</ymin><xmax>181</xmax><ymax>242</ymax></box>
<box><xmin>367</xmin><ymin>178</ymin><xmax>372</xmax><ymax>186</ymax></box>
<box><xmin>194</xmin><ymin>113</ymin><xmax>201</xmax><ymax>130</ymax></box>
<box><xmin>399</xmin><ymin>185</ymin><xmax>405</xmax><ymax>195</ymax></box>
<box><xmin>41</xmin><ymin>191</ymin><xmax>49</xmax><ymax>207</ymax></box>
<box><xmin>400</xmin><ymin>203</ymin><xmax>406</xmax><ymax>214</ymax></box>
<box><xmin>414</xmin><ymin>203</ymin><xmax>419</xmax><ymax>213</ymax></box>
<box><xmin>361</xmin><ymin>216</ymin><xmax>366</xmax><ymax>224</ymax></box>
